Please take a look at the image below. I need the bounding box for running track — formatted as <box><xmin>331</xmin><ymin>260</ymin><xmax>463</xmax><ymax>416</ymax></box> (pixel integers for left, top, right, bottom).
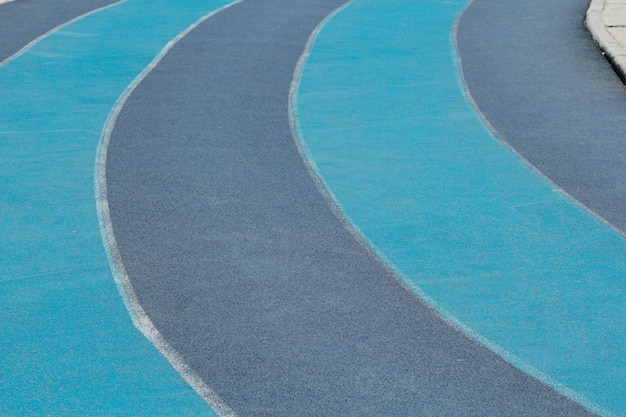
<box><xmin>0</xmin><ymin>0</ymin><xmax>624</xmax><ymax>416</ymax></box>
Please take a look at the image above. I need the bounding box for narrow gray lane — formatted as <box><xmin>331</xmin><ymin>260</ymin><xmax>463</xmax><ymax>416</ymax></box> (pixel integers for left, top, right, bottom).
<box><xmin>457</xmin><ymin>0</ymin><xmax>626</xmax><ymax>234</ymax></box>
<box><xmin>106</xmin><ymin>0</ymin><xmax>596</xmax><ymax>414</ymax></box>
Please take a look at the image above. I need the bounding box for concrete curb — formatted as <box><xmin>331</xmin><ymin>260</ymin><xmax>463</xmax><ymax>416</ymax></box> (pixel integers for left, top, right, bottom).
<box><xmin>586</xmin><ymin>0</ymin><xmax>626</xmax><ymax>83</ymax></box>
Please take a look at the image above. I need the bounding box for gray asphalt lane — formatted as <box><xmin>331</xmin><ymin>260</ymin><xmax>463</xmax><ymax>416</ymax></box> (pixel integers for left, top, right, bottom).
<box><xmin>457</xmin><ymin>0</ymin><xmax>626</xmax><ymax>235</ymax></box>
<box><xmin>106</xmin><ymin>0</ymin><xmax>596</xmax><ymax>415</ymax></box>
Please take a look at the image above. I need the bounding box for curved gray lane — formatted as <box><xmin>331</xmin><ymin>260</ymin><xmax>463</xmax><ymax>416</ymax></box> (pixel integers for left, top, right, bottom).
<box><xmin>457</xmin><ymin>0</ymin><xmax>626</xmax><ymax>234</ymax></box>
<box><xmin>0</xmin><ymin>0</ymin><xmax>120</xmax><ymax>62</ymax></box>
<box><xmin>106</xmin><ymin>0</ymin><xmax>596</xmax><ymax>414</ymax></box>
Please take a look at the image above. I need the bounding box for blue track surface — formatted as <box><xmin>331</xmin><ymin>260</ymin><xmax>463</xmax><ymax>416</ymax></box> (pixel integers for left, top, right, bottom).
<box><xmin>1</xmin><ymin>0</ymin><xmax>624</xmax><ymax>415</ymax></box>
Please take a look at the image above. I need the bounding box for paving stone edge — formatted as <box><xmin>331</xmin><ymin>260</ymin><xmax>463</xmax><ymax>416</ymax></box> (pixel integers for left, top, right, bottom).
<box><xmin>586</xmin><ymin>0</ymin><xmax>626</xmax><ymax>83</ymax></box>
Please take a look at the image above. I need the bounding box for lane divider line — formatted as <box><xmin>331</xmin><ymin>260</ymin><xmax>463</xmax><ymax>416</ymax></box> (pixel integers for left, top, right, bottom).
<box><xmin>289</xmin><ymin>0</ymin><xmax>359</xmax><ymax>244</ymax></box>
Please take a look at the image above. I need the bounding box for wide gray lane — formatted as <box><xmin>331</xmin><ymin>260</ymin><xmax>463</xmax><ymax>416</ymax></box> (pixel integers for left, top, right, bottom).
<box><xmin>0</xmin><ymin>0</ymin><xmax>120</xmax><ymax>62</ymax></box>
<box><xmin>457</xmin><ymin>0</ymin><xmax>626</xmax><ymax>235</ymax></box>
<box><xmin>106</xmin><ymin>0</ymin><xmax>596</xmax><ymax>414</ymax></box>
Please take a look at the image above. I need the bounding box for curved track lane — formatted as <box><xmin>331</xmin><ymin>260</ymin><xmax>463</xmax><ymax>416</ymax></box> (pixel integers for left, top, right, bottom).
<box><xmin>107</xmin><ymin>0</ymin><xmax>596</xmax><ymax>415</ymax></box>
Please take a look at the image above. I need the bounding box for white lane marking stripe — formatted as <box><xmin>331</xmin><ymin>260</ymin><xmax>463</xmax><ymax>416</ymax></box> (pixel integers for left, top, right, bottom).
<box><xmin>94</xmin><ymin>2</ymin><xmax>245</xmax><ymax>416</ymax></box>
<box><xmin>289</xmin><ymin>0</ymin><xmax>368</xmax><ymax>251</ymax></box>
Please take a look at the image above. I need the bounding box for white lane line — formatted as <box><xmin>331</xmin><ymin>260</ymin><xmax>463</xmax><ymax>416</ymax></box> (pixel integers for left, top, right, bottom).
<box><xmin>289</xmin><ymin>0</ymin><xmax>369</xmax><ymax>252</ymax></box>
<box><xmin>94</xmin><ymin>2</ymin><xmax>244</xmax><ymax>416</ymax></box>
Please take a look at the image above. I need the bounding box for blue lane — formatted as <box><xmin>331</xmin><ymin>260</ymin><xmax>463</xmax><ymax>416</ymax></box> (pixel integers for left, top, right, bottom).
<box><xmin>294</xmin><ymin>0</ymin><xmax>625</xmax><ymax>415</ymax></box>
<box><xmin>0</xmin><ymin>0</ymin><xmax>235</xmax><ymax>414</ymax></box>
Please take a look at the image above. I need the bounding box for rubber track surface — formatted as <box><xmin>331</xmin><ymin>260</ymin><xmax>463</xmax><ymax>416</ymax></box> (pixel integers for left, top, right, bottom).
<box><xmin>106</xmin><ymin>0</ymin><xmax>595</xmax><ymax>415</ymax></box>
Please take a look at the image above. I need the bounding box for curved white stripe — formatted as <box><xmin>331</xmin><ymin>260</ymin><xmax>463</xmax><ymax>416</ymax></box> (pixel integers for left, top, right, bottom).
<box><xmin>94</xmin><ymin>2</ymin><xmax>245</xmax><ymax>416</ymax></box>
<box><xmin>289</xmin><ymin>0</ymin><xmax>362</xmax><ymax>243</ymax></box>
